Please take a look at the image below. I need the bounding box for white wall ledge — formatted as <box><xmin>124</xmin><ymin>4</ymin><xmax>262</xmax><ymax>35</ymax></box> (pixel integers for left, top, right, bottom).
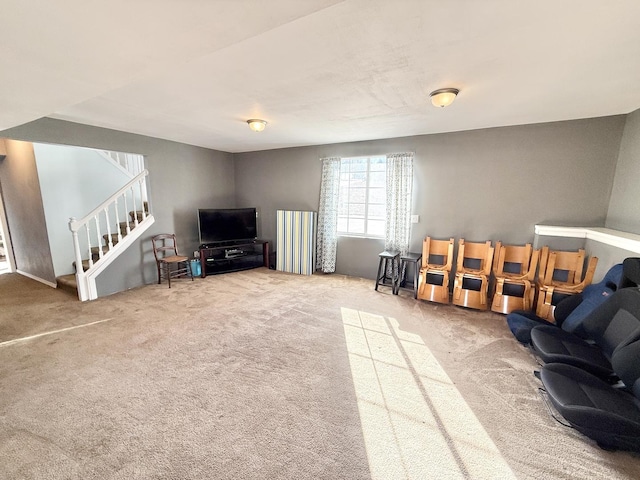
<box><xmin>535</xmin><ymin>225</ymin><xmax>640</xmax><ymax>254</ymax></box>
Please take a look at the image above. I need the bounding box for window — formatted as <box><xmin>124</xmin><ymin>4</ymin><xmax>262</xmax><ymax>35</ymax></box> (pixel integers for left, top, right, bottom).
<box><xmin>337</xmin><ymin>156</ymin><xmax>386</xmax><ymax>237</ymax></box>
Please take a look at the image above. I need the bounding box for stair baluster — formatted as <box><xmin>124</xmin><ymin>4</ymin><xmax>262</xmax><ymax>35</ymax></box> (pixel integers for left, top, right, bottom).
<box><xmin>114</xmin><ymin>198</ymin><xmax>123</xmax><ymax>243</ymax></box>
<box><xmin>138</xmin><ymin>179</ymin><xmax>147</xmax><ymax>221</ymax></box>
<box><xmin>85</xmin><ymin>223</ymin><xmax>94</xmax><ymax>268</ymax></box>
<box><xmin>94</xmin><ymin>215</ymin><xmax>103</xmax><ymax>261</ymax></box>
<box><xmin>104</xmin><ymin>207</ymin><xmax>114</xmax><ymax>250</ymax></box>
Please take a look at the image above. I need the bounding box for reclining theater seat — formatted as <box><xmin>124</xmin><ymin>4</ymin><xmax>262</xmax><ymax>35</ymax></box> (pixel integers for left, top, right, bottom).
<box><xmin>540</xmin><ymin>335</ymin><xmax>640</xmax><ymax>452</ymax></box>
<box><xmin>530</xmin><ymin>288</ymin><xmax>640</xmax><ymax>379</ymax></box>
<box><xmin>452</xmin><ymin>239</ymin><xmax>494</xmax><ymax>310</ymax></box>
<box><xmin>417</xmin><ymin>237</ymin><xmax>454</xmax><ymax>304</ymax></box>
<box><xmin>491</xmin><ymin>242</ymin><xmax>539</xmax><ymax>314</ymax></box>
<box><xmin>535</xmin><ymin>247</ymin><xmax>598</xmax><ymax>322</ymax></box>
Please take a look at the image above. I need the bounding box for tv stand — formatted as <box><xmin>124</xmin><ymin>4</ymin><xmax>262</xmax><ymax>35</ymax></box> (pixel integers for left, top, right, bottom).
<box><xmin>199</xmin><ymin>240</ymin><xmax>269</xmax><ymax>277</ymax></box>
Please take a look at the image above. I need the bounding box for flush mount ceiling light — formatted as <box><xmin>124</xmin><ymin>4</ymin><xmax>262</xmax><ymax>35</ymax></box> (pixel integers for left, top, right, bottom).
<box><xmin>247</xmin><ymin>119</ymin><xmax>267</xmax><ymax>132</ymax></box>
<box><xmin>429</xmin><ymin>88</ymin><xmax>459</xmax><ymax>108</ymax></box>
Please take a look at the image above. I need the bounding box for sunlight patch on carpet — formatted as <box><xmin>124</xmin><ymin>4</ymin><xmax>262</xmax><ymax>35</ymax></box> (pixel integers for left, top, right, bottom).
<box><xmin>341</xmin><ymin>307</ymin><xmax>516</xmax><ymax>480</ymax></box>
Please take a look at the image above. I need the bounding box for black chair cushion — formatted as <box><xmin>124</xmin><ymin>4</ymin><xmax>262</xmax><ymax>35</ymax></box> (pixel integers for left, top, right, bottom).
<box><xmin>541</xmin><ymin>363</ymin><xmax>640</xmax><ymax>451</ymax></box>
<box><xmin>531</xmin><ymin>325</ymin><xmax>614</xmax><ymax>378</ymax></box>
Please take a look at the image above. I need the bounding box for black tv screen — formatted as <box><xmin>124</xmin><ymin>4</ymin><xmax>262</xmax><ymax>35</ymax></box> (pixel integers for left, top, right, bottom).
<box><xmin>198</xmin><ymin>208</ymin><xmax>257</xmax><ymax>245</ymax></box>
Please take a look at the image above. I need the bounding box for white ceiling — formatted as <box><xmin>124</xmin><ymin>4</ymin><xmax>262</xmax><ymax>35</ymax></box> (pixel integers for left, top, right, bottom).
<box><xmin>2</xmin><ymin>0</ymin><xmax>640</xmax><ymax>153</ymax></box>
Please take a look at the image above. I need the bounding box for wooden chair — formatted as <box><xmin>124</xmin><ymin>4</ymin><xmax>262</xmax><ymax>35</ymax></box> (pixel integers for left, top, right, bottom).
<box><xmin>535</xmin><ymin>247</ymin><xmax>598</xmax><ymax>321</ymax></box>
<box><xmin>151</xmin><ymin>234</ymin><xmax>193</xmax><ymax>288</ymax></box>
<box><xmin>417</xmin><ymin>237</ymin><xmax>454</xmax><ymax>304</ymax></box>
<box><xmin>452</xmin><ymin>239</ymin><xmax>494</xmax><ymax>310</ymax></box>
<box><xmin>491</xmin><ymin>242</ymin><xmax>539</xmax><ymax>314</ymax></box>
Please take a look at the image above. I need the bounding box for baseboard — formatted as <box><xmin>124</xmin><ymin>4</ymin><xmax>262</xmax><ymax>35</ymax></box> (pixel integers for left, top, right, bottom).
<box><xmin>16</xmin><ymin>269</ymin><xmax>57</xmax><ymax>288</ymax></box>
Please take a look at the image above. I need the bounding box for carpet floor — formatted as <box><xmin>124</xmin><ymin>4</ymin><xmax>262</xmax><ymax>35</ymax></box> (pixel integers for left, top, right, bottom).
<box><xmin>0</xmin><ymin>269</ymin><xmax>639</xmax><ymax>479</ymax></box>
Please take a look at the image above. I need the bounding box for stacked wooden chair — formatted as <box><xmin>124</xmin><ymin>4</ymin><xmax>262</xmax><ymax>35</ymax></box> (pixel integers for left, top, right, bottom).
<box><xmin>535</xmin><ymin>246</ymin><xmax>598</xmax><ymax>321</ymax></box>
<box><xmin>491</xmin><ymin>242</ymin><xmax>539</xmax><ymax>314</ymax></box>
<box><xmin>417</xmin><ymin>237</ymin><xmax>454</xmax><ymax>304</ymax></box>
<box><xmin>452</xmin><ymin>239</ymin><xmax>494</xmax><ymax>310</ymax></box>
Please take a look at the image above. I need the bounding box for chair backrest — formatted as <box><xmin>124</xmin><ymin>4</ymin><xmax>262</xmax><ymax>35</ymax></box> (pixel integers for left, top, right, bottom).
<box><xmin>621</xmin><ymin>257</ymin><xmax>640</xmax><ymax>288</ymax></box>
<box><xmin>493</xmin><ymin>242</ymin><xmax>537</xmax><ymax>279</ymax></box>
<box><xmin>539</xmin><ymin>246</ymin><xmax>587</xmax><ymax>285</ymax></box>
<box><xmin>421</xmin><ymin>237</ymin><xmax>454</xmax><ymax>270</ymax></box>
<box><xmin>582</xmin><ymin>288</ymin><xmax>640</xmax><ymax>360</ymax></box>
<box><xmin>456</xmin><ymin>239</ymin><xmax>493</xmax><ymax>275</ymax></box>
<box><xmin>152</xmin><ymin>234</ymin><xmax>180</xmax><ymax>261</ymax></box>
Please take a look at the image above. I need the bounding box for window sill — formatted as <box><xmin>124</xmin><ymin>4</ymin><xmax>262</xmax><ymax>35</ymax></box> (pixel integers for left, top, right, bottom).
<box><xmin>337</xmin><ymin>234</ymin><xmax>385</xmax><ymax>240</ymax></box>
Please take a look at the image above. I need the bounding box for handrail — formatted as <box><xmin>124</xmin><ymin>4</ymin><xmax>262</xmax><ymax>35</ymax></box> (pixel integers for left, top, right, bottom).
<box><xmin>69</xmin><ymin>170</ymin><xmax>148</xmax><ymax>232</ymax></box>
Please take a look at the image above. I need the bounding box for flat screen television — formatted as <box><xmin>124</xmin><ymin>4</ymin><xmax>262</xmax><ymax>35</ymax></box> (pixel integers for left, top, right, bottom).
<box><xmin>198</xmin><ymin>207</ymin><xmax>257</xmax><ymax>245</ymax></box>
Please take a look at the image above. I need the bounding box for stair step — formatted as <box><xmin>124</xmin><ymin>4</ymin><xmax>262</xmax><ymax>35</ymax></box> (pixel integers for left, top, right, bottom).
<box><xmin>72</xmin><ymin>259</ymin><xmax>92</xmax><ymax>272</ymax></box>
<box><xmin>56</xmin><ymin>274</ymin><xmax>78</xmax><ymax>296</ymax></box>
<box><xmin>119</xmin><ymin>221</ymin><xmax>136</xmax><ymax>235</ymax></box>
<box><xmin>102</xmin><ymin>233</ymin><xmax>121</xmax><ymax>246</ymax></box>
<box><xmin>90</xmin><ymin>246</ymin><xmax>109</xmax><ymax>257</ymax></box>
<box><xmin>129</xmin><ymin>201</ymin><xmax>149</xmax><ymax>222</ymax></box>
<box><xmin>129</xmin><ymin>211</ymin><xmax>148</xmax><ymax>222</ymax></box>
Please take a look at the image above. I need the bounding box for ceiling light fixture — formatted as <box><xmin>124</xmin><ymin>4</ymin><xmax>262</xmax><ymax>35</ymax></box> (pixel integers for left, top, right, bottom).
<box><xmin>247</xmin><ymin>119</ymin><xmax>267</xmax><ymax>132</ymax></box>
<box><xmin>429</xmin><ymin>88</ymin><xmax>459</xmax><ymax>108</ymax></box>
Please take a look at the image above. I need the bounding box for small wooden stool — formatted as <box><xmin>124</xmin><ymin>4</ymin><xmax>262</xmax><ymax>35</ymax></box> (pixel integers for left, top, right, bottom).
<box><xmin>375</xmin><ymin>250</ymin><xmax>400</xmax><ymax>292</ymax></box>
<box><xmin>396</xmin><ymin>252</ymin><xmax>423</xmax><ymax>298</ymax></box>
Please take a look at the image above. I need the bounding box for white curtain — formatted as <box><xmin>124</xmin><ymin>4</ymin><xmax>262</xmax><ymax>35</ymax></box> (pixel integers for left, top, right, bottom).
<box><xmin>385</xmin><ymin>152</ymin><xmax>414</xmax><ymax>255</ymax></box>
<box><xmin>316</xmin><ymin>157</ymin><xmax>341</xmax><ymax>273</ymax></box>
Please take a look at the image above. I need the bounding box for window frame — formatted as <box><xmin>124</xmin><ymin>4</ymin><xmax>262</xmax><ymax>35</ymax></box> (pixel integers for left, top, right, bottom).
<box><xmin>336</xmin><ymin>155</ymin><xmax>386</xmax><ymax>239</ymax></box>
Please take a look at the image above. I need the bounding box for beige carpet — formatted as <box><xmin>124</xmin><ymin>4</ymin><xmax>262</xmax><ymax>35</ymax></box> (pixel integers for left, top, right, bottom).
<box><xmin>0</xmin><ymin>269</ymin><xmax>639</xmax><ymax>479</ymax></box>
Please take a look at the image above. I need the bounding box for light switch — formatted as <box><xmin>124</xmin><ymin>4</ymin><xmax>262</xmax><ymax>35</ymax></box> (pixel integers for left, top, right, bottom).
<box><xmin>411</xmin><ymin>215</ymin><xmax>419</xmax><ymax>224</ymax></box>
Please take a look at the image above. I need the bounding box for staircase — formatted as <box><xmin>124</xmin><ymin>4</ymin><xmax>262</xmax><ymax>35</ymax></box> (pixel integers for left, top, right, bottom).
<box><xmin>57</xmin><ymin>202</ymin><xmax>150</xmax><ymax>295</ymax></box>
<box><xmin>59</xmin><ymin>168</ymin><xmax>154</xmax><ymax>301</ymax></box>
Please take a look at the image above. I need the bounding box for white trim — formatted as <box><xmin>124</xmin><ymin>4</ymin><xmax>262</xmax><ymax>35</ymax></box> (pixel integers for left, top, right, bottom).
<box><xmin>535</xmin><ymin>225</ymin><xmax>640</xmax><ymax>254</ymax></box>
<box><xmin>16</xmin><ymin>269</ymin><xmax>57</xmax><ymax>288</ymax></box>
<box><xmin>534</xmin><ymin>225</ymin><xmax>587</xmax><ymax>238</ymax></box>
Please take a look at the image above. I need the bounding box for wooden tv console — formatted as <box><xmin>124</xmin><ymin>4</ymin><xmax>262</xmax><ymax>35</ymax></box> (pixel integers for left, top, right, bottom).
<box><xmin>199</xmin><ymin>240</ymin><xmax>269</xmax><ymax>278</ymax></box>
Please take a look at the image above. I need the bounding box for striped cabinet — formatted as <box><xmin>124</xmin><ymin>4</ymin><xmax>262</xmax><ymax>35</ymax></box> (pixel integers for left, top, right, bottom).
<box><xmin>276</xmin><ymin>210</ymin><xmax>316</xmax><ymax>275</ymax></box>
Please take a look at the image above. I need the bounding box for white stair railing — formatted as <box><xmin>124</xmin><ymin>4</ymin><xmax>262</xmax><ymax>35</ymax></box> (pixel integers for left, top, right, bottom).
<box><xmin>98</xmin><ymin>150</ymin><xmax>145</xmax><ymax>178</ymax></box>
<box><xmin>69</xmin><ymin>169</ymin><xmax>152</xmax><ymax>301</ymax></box>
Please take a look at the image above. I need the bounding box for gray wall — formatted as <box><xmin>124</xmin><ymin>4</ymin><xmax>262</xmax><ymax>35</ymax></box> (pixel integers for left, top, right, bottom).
<box><xmin>0</xmin><ymin>140</ymin><xmax>56</xmax><ymax>284</ymax></box>
<box><xmin>606</xmin><ymin>108</ymin><xmax>640</xmax><ymax>234</ymax></box>
<box><xmin>235</xmin><ymin>116</ymin><xmax>626</xmax><ymax>279</ymax></box>
<box><xmin>0</xmin><ymin>112</ymin><xmax>633</xmax><ymax>294</ymax></box>
<box><xmin>1</xmin><ymin>118</ymin><xmax>235</xmax><ymax>296</ymax></box>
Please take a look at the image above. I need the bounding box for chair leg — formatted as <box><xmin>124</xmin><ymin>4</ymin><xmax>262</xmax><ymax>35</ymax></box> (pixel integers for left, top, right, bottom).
<box><xmin>375</xmin><ymin>257</ymin><xmax>384</xmax><ymax>291</ymax></box>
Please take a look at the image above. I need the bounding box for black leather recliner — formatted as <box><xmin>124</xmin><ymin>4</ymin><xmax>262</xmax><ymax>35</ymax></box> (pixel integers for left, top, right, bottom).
<box><xmin>530</xmin><ymin>288</ymin><xmax>640</xmax><ymax>378</ymax></box>
<box><xmin>540</xmin><ymin>336</ymin><xmax>640</xmax><ymax>451</ymax></box>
